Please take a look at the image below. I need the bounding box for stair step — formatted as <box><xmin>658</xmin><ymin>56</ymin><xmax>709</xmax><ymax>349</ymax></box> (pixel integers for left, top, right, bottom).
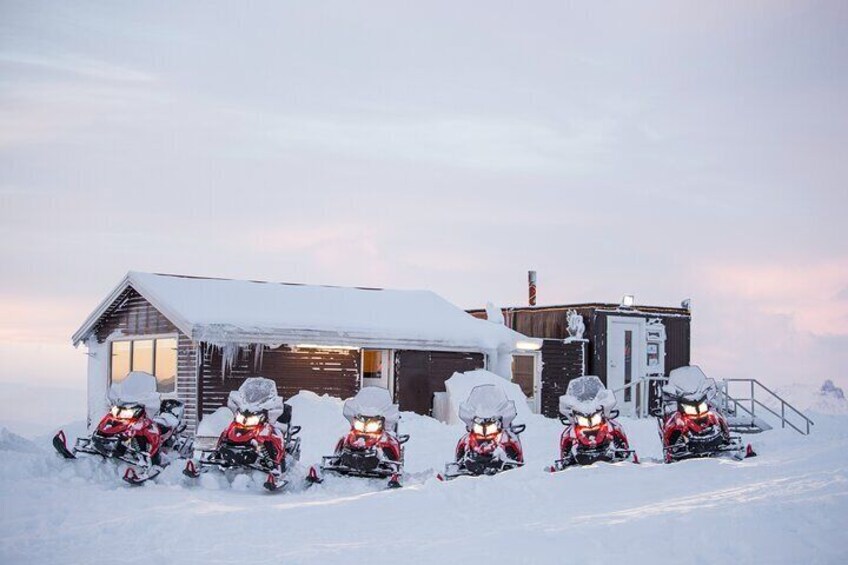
<box><xmin>726</xmin><ymin>414</ymin><xmax>773</xmax><ymax>434</ymax></box>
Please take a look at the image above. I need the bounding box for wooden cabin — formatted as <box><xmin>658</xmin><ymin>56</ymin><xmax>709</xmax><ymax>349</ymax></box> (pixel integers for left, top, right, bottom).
<box><xmin>468</xmin><ymin>302</ymin><xmax>691</xmax><ymax>418</ymax></box>
<box><xmin>72</xmin><ymin>272</ymin><xmax>539</xmax><ymax>433</ymax></box>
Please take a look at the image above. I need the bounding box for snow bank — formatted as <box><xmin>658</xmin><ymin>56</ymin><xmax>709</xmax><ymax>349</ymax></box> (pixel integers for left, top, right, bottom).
<box><xmin>0</xmin><ymin>428</ymin><xmax>42</xmax><ymax>454</ymax></box>
<box><xmin>443</xmin><ymin>370</ymin><xmax>532</xmax><ymax>427</ymax></box>
<box><xmin>196</xmin><ymin>407</ymin><xmax>233</xmax><ymax>438</ymax></box>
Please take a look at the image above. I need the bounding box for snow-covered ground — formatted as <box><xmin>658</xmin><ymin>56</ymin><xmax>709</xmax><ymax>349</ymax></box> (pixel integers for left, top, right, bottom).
<box><xmin>1</xmin><ymin>384</ymin><xmax>847</xmax><ymax>564</ymax></box>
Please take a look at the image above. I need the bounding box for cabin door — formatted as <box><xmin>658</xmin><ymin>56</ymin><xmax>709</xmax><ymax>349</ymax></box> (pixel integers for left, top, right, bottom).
<box><xmin>512</xmin><ymin>353</ymin><xmax>542</xmax><ymax>413</ymax></box>
<box><xmin>361</xmin><ymin>350</ymin><xmax>394</xmax><ymax>394</ymax></box>
<box><xmin>606</xmin><ymin>317</ymin><xmax>645</xmax><ymax>415</ymax></box>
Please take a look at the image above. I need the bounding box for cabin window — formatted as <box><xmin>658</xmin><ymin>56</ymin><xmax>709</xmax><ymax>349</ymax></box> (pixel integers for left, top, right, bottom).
<box><xmin>110</xmin><ymin>337</ymin><xmax>177</xmax><ymax>393</ymax></box>
<box><xmin>362</xmin><ymin>350</ymin><xmax>383</xmax><ymax>380</ymax></box>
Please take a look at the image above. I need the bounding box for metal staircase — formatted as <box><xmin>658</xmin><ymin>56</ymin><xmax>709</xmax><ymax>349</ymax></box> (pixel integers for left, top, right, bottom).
<box><xmin>717</xmin><ymin>379</ymin><xmax>814</xmax><ymax>435</ymax></box>
<box><xmin>611</xmin><ymin>376</ymin><xmax>814</xmax><ymax>435</ymax></box>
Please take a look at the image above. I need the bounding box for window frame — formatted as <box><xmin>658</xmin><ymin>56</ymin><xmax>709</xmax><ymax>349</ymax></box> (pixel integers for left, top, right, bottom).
<box><xmin>108</xmin><ymin>333</ymin><xmax>179</xmax><ymax>397</ymax></box>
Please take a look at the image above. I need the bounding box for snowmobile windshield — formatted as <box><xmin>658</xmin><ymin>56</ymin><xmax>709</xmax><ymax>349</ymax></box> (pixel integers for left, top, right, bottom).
<box><xmin>343</xmin><ymin>387</ymin><xmax>399</xmax><ymax>429</ymax></box>
<box><xmin>353</xmin><ymin>415</ymin><xmax>384</xmax><ymax>434</ymax></box>
<box><xmin>239</xmin><ymin>378</ymin><xmax>278</xmax><ymax>405</ymax></box>
<box><xmin>458</xmin><ymin>385</ymin><xmax>517</xmax><ymax>428</ymax></box>
<box><xmin>665</xmin><ymin>366</ymin><xmax>716</xmax><ymax>403</ymax></box>
<box><xmin>560</xmin><ymin>376</ymin><xmax>616</xmax><ymax>417</ymax></box>
<box><xmin>110</xmin><ymin>404</ymin><xmax>143</xmax><ymax>420</ymax></box>
<box><xmin>472</xmin><ymin>417</ymin><xmax>501</xmax><ymax>438</ymax></box>
<box><xmin>234</xmin><ymin>409</ymin><xmax>266</xmax><ymax>427</ymax></box>
<box><xmin>228</xmin><ymin>377</ymin><xmax>284</xmax><ymax>422</ymax></box>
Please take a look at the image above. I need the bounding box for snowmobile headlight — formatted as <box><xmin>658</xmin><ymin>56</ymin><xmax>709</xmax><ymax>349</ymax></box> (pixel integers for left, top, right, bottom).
<box><xmin>682</xmin><ymin>403</ymin><xmax>699</xmax><ymax>416</ymax></box>
<box><xmin>590</xmin><ymin>413</ymin><xmax>603</xmax><ymax>427</ymax></box>
<box><xmin>235</xmin><ymin>412</ymin><xmax>263</xmax><ymax>427</ymax></box>
<box><xmin>363</xmin><ymin>419</ymin><xmax>383</xmax><ymax>433</ymax></box>
<box><xmin>353</xmin><ymin>419</ymin><xmax>366</xmax><ymax>432</ymax></box>
<box><xmin>472</xmin><ymin>421</ymin><xmax>501</xmax><ymax>437</ymax></box>
<box><xmin>111</xmin><ymin>405</ymin><xmax>120</xmax><ymax>417</ymax></box>
<box><xmin>698</xmin><ymin>402</ymin><xmax>709</xmax><ymax>415</ymax></box>
<box><xmin>576</xmin><ymin>415</ymin><xmax>591</xmax><ymax>427</ymax></box>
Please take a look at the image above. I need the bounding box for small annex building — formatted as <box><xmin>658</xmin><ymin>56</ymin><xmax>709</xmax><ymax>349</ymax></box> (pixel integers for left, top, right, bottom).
<box><xmin>72</xmin><ymin>272</ymin><xmax>539</xmax><ymax>432</ymax></box>
<box><xmin>469</xmin><ymin>302</ymin><xmax>691</xmax><ymax>418</ymax></box>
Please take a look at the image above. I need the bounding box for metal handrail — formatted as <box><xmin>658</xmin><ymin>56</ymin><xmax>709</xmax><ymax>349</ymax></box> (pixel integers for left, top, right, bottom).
<box><xmin>611</xmin><ymin>376</ymin><xmax>814</xmax><ymax>435</ymax></box>
<box><xmin>609</xmin><ymin>377</ymin><xmax>668</xmax><ymax>418</ymax></box>
<box><xmin>723</xmin><ymin>378</ymin><xmax>814</xmax><ymax>435</ymax></box>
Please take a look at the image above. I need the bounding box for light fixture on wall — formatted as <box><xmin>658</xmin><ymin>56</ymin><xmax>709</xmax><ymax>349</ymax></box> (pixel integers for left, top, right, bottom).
<box><xmin>621</xmin><ymin>294</ymin><xmax>635</xmax><ymax>308</ymax></box>
<box><xmin>295</xmin><ymin>344</ymin><xmax>360</xmax><ymax>351</ymax></box>
<box><xmin>516</xmin><ymin>340</ymin><xmax>542</xmax><ymax>351</ymax></box>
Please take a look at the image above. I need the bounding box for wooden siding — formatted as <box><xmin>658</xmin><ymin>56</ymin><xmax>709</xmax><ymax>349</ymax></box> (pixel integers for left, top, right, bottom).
<box><xmin>540</xmin><ymin>339</ymin><xmax>586</xmax><ymax>418</ymax></box>
<box><xmin>197</xmin><ymin>345</ymin><xmax>360</xmax><ymax>417</ymax></box>
<box><xmin>177</xmin><ymin>335</ymin><xmax>199</xmax><ymax>432</ymax></box>
<box><xmin>91</xmin><ymin>287</ymin><xmax>199</xmax><ymax>432</ymax></box>
<box><xmin>93</xmin><ymin>288</ymin><xmax>179</xmax><ymax>342</ymax></box>
<box><xmin>394</xmin><ymin>350</ymin><xmax>485</xmax><ymax>415</ymax></box>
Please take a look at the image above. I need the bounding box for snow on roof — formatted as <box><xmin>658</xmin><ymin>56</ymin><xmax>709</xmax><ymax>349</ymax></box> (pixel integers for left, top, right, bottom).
<box><xmin>73</xmin><ymin>272</ymin><xmax>535</xmax><ymax>353</ymax></box>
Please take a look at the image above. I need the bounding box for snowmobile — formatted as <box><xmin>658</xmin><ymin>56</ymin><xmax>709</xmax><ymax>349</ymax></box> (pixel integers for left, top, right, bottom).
<box><xmin>53</xmin><ymin>371</ymin><xmax>192</xmax><ymax>485</ymax></box>
<box><xmin>307</xmin><ymin>387</ymin><xmax>408</xmax><ymax>489</ymax></box>
<box><xmin>183</xmin><ymin>377</ymin><xmax>301</xmax><ymax>492</ymax></box>
<box><xmin>439</xmin><ymin>384</ymin><xmax>525</xmax><ymax>480</ymax></box>
<box><xmin>657</xmin><ymin>366</ymin><xmax>755</xmax><ymax>463</ymax></box>
<box><xmin>550</xmin><ymin>375</ymin><xmax>637</xmax><ymax>471</ymax></box>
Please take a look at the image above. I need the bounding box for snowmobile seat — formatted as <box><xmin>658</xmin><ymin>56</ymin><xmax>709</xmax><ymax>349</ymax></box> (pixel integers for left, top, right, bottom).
<box><xmin>277</xmin><ymin>403</ymin><xmax>292</xmax><ymax>425</ymax></box>
<box><xmin>154</xmin><ymin>399</ymin><xmax>184</xmax><ymax>433</ymax></box>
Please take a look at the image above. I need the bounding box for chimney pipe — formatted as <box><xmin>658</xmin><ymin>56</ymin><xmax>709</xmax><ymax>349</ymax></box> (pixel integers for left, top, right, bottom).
<box><xmin>528</xmin><ymin>270</ymin><xmax>537</xmax><ymax>306</ymax></box>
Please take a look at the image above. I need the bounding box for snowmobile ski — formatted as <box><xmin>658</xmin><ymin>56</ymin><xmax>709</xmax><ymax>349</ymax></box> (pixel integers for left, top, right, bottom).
<box><xmin>52</xmin><ymin>430</ymin><xmax>76</xmax><ymax>459</ymax></box>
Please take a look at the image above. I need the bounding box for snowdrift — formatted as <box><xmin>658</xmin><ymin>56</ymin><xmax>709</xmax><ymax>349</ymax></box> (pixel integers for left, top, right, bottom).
<box><xmin>440</xmin><ymin>369</ymin><xmax>532</xmax><ymax>426</ymax></box>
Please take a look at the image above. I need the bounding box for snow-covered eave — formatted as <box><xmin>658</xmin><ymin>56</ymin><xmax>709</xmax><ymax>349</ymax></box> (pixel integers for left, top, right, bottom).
<box><xmin>71</xmin><ymin>272</ymin><xmax>194</xmax><ymax>347</ymax></box>
<box><xmin>192</xmin><ymin>324</ymin><xmax>534</xmax><ymax>354</ymax></box>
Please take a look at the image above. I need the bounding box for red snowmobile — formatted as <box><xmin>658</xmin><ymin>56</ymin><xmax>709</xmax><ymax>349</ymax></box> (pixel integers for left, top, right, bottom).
<box><xmin>183</xmin><ymin>377</ymin><xmax>301</xmax><ymax>492</ymax></box>
<box><xmin>551</xmin><ymin>376</ymin><xmax>637</xmax><ymax>471</ymax></box>
<box><xmin>308</xmin><ymin>387</ymin><xmax>408</xmax><ymax>489</ymax></box>
<box><xmin>440</xmin><ymin>384</ymin><xmax>525</xmax><ymax>480</ymax></box>
<box><xmin>53</xmin><ymin>372</ymin><xmax>192</xmax><ymax>485</ymax></box>
<box><xmin>658</xmin><ymin>366</ymin><xmax>755</xmax><ymax>463</ymax></box>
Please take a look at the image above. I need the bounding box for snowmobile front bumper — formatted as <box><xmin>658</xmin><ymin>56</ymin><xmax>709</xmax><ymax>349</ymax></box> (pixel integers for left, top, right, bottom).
<box><xmin>190</xmin><ymin>444</ymin><xmax>283</xmax><ymax>475</ymax></box>
<box><xmin>442</xmin><ymin>454</ymin><xmax>523</xmax><ymax>480</ymax></box>
<box><xmin>664</xmin><ymin>432</ymin><xmax>748</xmax><ymax>463</ymax></box>
<box><xmin>553</xmin><ymin>446</ymin><xmax>636</xmax><ymax>471</ymax></box>
<box><xmin>320</xmin><ymin>449</ymin><xmax>402</xmax><ymax>479</ymax></box>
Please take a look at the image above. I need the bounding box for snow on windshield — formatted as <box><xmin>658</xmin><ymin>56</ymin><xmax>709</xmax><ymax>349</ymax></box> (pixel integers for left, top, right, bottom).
<box><xmin>566</xmin><ymin>376</ymin><xmax>604</xmax><ymax>403</ymax></box>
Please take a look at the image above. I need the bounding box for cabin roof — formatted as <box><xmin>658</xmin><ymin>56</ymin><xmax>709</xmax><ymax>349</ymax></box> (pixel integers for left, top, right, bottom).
<box><xmin>73</xmin><ymin>271</ymin><xmax>534</xmax><ymax>352</ymax></box>
<box><xmin>467</xmin><ymin>302</ymin><xmax>691</xmax><ymax>317</ymax></box>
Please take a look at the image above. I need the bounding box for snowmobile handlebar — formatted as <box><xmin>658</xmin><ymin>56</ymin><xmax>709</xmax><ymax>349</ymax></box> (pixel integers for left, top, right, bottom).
<box><xmin>510</xmin><ymin>424</ymin><xmax>526</xmax><ymax>435</ymax></box>
<box><xmin>398</xmin><ymin>434</ymin><xmax>410</xmax><ymax>445</ymax></box>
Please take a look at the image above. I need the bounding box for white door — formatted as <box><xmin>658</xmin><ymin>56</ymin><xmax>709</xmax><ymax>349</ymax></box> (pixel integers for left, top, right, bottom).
<box><xmin>607</xmin><ymin>317</ymin><xmax>645</xmax><ymax>415</ymax></box>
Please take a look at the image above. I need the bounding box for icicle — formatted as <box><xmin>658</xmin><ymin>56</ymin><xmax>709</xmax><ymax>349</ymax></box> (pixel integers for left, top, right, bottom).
<box><xmin>253</xmin><ymin>344</ymin><xmax>264</xmax><ymax>372</ymax></box>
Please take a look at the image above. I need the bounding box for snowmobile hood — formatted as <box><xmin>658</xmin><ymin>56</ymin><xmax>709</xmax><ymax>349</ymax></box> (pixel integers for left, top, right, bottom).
<box><xmin>458</xmin><ymin>384</ymin><xmax>517</xmax><ymax>428</ymax></box>
<box><xmin>664</xmin><ymin>366</ymin><xmax>716</xmax><ymax>401</ymax></box>
<box><xmin>227</xmin><ymin>377</ymin><xmax>284</xmax><ymax>422</ymax></box>
<box><xmin>559</xmin><ymin>376</ymin><xmax>617</xmax><ymax>417</ymax></box>
<box><xmin>343</xmin><ymin>387</ymin><xmax>399</xmax><ymax>428</ymax></box>
<box><xmin>108</xmin><ymin>372</ymin><xmax>160</xmax><ymax>417</ymax></box>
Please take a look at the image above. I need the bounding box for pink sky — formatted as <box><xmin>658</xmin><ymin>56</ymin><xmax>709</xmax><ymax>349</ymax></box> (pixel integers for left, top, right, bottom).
<box><xmin>1</xmin><ymin>1</ymin><xmax>846</xmax><ymax>390</ymax></box>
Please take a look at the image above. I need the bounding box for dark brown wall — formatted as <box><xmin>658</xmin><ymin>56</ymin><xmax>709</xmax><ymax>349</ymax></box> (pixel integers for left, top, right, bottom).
<box><xmin>197</xmin><ymin>345</ymin><xmax>360</xmax><ymax>416</ymax></box>
<box><xmin>540</xmin><ymin>339</ymin><xmax>586</xmax><ymax>418</ymax></box>
<box><xmin>394</xmin><ymin>350</ymin><xmax>484</xmax><ymax>415</ymax></box>
<box><xmin>93</xmin><ymin>289</ymin><xmax>179</xmax><ymax>342</ymax></box>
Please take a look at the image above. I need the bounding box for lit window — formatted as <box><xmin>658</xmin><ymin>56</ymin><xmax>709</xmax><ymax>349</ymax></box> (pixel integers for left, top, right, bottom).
<box><xmin>362</xmin><ymin>350</ymin><xmax>383</xmax><ymax>380</ymax></box>
<box><xmin>154</xmin><ymin>338</ymin><xmax>177</xmax><ymax>393</ymax></box>
<box><xmin>111</xmin><ymin>341</ymin><xmax>131</xmax><ymax>384</ymax></box>
<box><xmin>110</xmin><ymin>337</ymin><xmax>176</xmax><ymax>393</ymax></box>
<box><xmin>132</xmin><ymin>340</ymin><xmax>154</xmax><ymax>374</ymax></box>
